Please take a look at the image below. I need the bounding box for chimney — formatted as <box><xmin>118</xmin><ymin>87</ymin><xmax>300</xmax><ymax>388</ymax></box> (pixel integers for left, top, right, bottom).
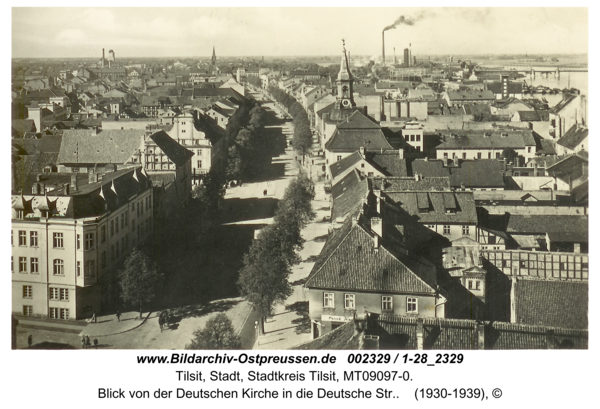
<box><xmin>416</xmin><ymin>318</ymin><xmax>424</xmax><ymax>350</ymax></box>
<box><xmin>476</xmin><ymin>322</ymin><xmax>485</xmax><ymax>350</ymax></box>
<box><xmin>63</xmin><ymin>183</ymin><xmax>70</xmax><ymax>196</ymax></box>
<box><xmin>70</xmin><ymin>174</ymin><xmax>78</xmax><ymax>191</ymax></box>
<box><xmin>359</xmin><ymin>146</ymin><xmax>365</xmax><ymax>157</ymax></box>
<box><xmin>32</xmin><ymin>183</ymin><xmax>40</xmax><ymax>195</ymax></box>
<box><xmin>88</xmin><ymin>168</ymin><xmax>97</xmax><ymax>184</ymax></box>
<box><xmin>374</xmin><ymin>189</ymin><xmax>382</xmax><ymax>214</ymax></box>
<box><xmin>371</xmin><ymin>216</ymin><xmax>382</xmax><ymax>240</ymax></box>
<box><xmin>398</xmin><ymin>148</ymin><xmax>404</xmax><ymax>160</ymax></box>
<box><xmin>393</xmin><ymin>47</ymin><xmax>396</xmax><ymax>65</ymax></box>
<box><xmin>382</xmin><ymin>31</ymin><xmax>385</xmax><ymax>66</ymax></box>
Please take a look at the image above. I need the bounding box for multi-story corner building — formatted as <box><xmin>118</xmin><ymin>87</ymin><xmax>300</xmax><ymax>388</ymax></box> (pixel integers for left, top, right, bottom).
<box><xmin>11</xmin><ymin>167</ymin><xmax>154</xmax><ymax>321</ymax></box>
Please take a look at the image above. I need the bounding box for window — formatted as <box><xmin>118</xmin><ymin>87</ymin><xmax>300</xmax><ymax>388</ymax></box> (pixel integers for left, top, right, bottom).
<box><xmin>528</xmin><ymin>147</ymin><xmax>531</xmax><ymax>153</ymax></box>
<box><xmin>11</xmin><ymin>256</ymin><xmax>13</xmax><ymax>273</ymax></box>
<box><xmin>76</xmin><ymin>234</ymin><xmax>81</xmax><ymax>250</ymax></box>
<box><xmin>19</xmin><ymin>257</ymin><xmax>27</xmax><ymax>273</ymax></box>
<box><xmin>197</xmin><ymin>149</ymin><xmax>202</xmax><ymax>156</ymax></box>
<box><xmin>137</xmin><ymin>203</ymin><xmax>140</xmax><ymax>216</ymax></box>
<box><xmin>443</xmin><ymin>152</ymin><xmax>448</xmax><ymax>158</ymax></box>
<box><xmin>11</xmin><ymin>231</ymin><xmax>13</xmax><ymax>246</ymax></box>
<box><xmin>59</xmin><ymin>288</ymin><xmax>69</xmax><ymax>301</ymax></box>
<box><xmin>110</xmin><ymin>220</ymin><xmax>114</xmax><ymax>236</ymax></box>
<box><xmin>344</xmin><ymin>294</ymin><xmax>355</xmax><ymax>310</ymax></box>
<box><xmin>19</xmin><ymin>230</ymin><xmax>27</xmax><ymax>246</ymax></box>
<box><xmin>85</xmin><ymin>233</ymin><xmax>94</xmax><ymax>250</ymax></box>
<box><xmin>488</xmin><ymin>152</ymin><xmax>492</xmax><ymax>159</ymax></box>
<box><xmin>462</xmin><ymin>226</ymin><xmax>470</xmax><ymax>235</ymax></box>
<box><xmin>503</xmin><ymin>260</ymin><xmax>510</xmax><ymax>268</ymax></box>
<box><xmin>121</xmin><ymin>214</ymin><xmax>125</xmax><ymax>229</ymax></box>
<box><xmin>77</xmin><ymin>261</ymin><xmax>81</xmax><ymax>277</ymax></box>
<box><xmin>337</xmin><ymin>155</ymin><xmax>342</xmax><ymax>162</ymax></box>
<box><xmin>124</xmin><ymin>212</ymin><xmax>128</xmax><ymax>226</ymax></box>
<box><xmin>115</xmin><ymin>217</ymin><xmax>120</xmax><ymax>233</ymax></box>
<box><xmin>31</xmin><ymin>258</ymin><xmax>39</xmax><ymax>274</ymax></box>
<box><xmin>443</xmin><ymin>225</ymin><xmax>451</xmax><ymax>235</ymax></box>
<box><xmin>410</xmin><ymin>135</ymin><xmax>415</xmax><ymax>142</ymax></box>
<box><xmin>197</xmin><ymin>160</ymin><xmax>202</xmax><ymax>168</ymax></box>
<box><xmin>477</xmin><ymin>152</ymin><xmax>482</xmax><ymax>159</ymax></box>
<box><xmin>475</xmin><ymin>281</ymin><xmax>481</xmax><ymax>290</ymax></box>
<box><xmin>407</xmin><ymin>297</ymin><xmax>418</xmax><ymax>313</ymax></box>
<box><xmin>60</xmin><ymin>308</ymin><xmax>69</xmax><ymax>320</ymax></box>
<box><xmin>50</xmin><ymin>288</ymin><xmax>59</xmax><ymax>300</ymax></box>
<box><xmin>30</xmin><ymin>231</ymin><xmax>38</xmax><ymax>247</ymax></box>
<box><xmin>323</xmin><ymin>293</ymin><xmax>334</xmax><ymax>308</ymax></box>
<box><xmin>101</xmin><ymin>252</ymin><xmax>106</xmax><ymax>268</ymax></box>
<box><xmin>468</xmin><ymin>281</ymin><xmax>473</xmax><ymax>290</ymax></box>
<box><xmin>382</xmin><ymin>296</ymin><xmax>393</xmax><ymax>311</ymax></box>
<box><xmin>50</xmin><ymin>307</ymin><xmax>59</xmax><ymax>318</ymax></box>
<box><xmin>101</xmin><ymin>225</ymin><xmax>106</xmax><ymax>243</ymax></box>
<box><xmin>23</xmin><ymin>285</ymin><xmax>32</xmax><ymax>298</ymax></box>
<box><xmin>496</xmin><ymin>152</ymin><xmax>501</xmax><ymax>159</ymax></box>
<box><xmin>85</xmin><ymin>260</ymin><xmax>95</xmax><ymax>278</ymax></box>
<box><xmin>416</xmin><ymin>135</ymin><xmax>421</xmax><ymax>142</ymax></box>
<box><xmin>23</xmin><ymin>305</ymin><xmax>33</xmax><ymax>316</ymax></box>
<box><xmin>462</xmin><ymin>153</ymin><xmax>467</xmax><ymax>159</ymax></box>
<box><xmin>520</xmin><ymin>261</ymin><xmax>526</xmax><ymax>268</ymax></box>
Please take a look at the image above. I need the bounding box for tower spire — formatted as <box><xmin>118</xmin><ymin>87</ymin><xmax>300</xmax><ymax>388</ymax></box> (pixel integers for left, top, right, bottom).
<box><xmin>211</xmin><ymin>46</ymin><xmax>217</xmax><ymax>66</ymax></box>
<box><xmin>335</xmin><ymin>39</ymin><xmax>355</xmax><ymax>110</ymax></box>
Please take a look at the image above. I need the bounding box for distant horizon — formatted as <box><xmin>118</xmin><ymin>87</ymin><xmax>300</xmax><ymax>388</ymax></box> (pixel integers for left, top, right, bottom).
<box><xmin>12</xmin><ymin>8</ymin><xmax>588</xmax><ymax>59</ymax></box>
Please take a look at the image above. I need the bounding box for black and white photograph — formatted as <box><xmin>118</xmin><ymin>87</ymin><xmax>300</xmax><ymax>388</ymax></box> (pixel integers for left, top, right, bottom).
<box><xmin>6</xmin><ymin>4</ymin><xmax>595</xmax><ymax>406</ymax></box>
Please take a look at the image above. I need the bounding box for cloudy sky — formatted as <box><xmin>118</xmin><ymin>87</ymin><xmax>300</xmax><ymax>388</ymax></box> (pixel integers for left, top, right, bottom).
<box><xmin>11</xmin><ymin>7</ymin><xmax>588</xmax><ymax>59</ymax></box>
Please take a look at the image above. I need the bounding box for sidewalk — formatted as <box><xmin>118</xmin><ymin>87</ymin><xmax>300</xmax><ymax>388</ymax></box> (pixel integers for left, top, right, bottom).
<box><xmin>80</xmin><ymin>310</ymin><xmax>153</xmax><ymax>337</ymax></box>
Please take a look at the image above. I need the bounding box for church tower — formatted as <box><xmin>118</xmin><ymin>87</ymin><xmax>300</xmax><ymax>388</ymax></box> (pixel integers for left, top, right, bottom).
<box><xmin>335</xmin><ymin>40</ymin><xmax>355</xmax><ymax>110</ymax></box>
<box><xmin>211</xmin><ymin>46</ymin><xmax>217</xmax><ymax>66</ymax></box>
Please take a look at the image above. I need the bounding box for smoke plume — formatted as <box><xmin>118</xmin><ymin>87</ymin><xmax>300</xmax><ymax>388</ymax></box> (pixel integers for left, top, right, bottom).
<box><xmin>383</xmin><ymin>11</ymin><xmax>434</xmax><ymax>32</ymax></box>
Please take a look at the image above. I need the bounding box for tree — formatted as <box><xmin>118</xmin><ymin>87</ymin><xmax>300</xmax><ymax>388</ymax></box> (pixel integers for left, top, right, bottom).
<box><xmin>119</xmin><ymin>249</ymin><xmax>163</xmax><ymax>319</ymax></box>
<box><xmin>186</xmin><ymin>313</ymin><xmax>241</xmax><ymax>350</ymax></box>
<box><xmin>502</xmin><ymin>147</ymin><xmax>519</xmax><ymax>164</ymax></box>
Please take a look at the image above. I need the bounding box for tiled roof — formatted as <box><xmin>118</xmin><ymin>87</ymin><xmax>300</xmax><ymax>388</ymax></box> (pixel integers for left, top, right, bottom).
<box><xmin>491</xmin><ymin>97</ymin><xmax>533</xmax><ymax>110</ymax></box>
<box><xmin>331</xmin><ymin>170</ymin><xmax>369</xmax><ymax>221</ymax></box>
<box><xmin>373</xmin><ymin>176</ymin><xmax>451</xmax><ymax>192</ymax></box>
<box><xmin>513</xmin><ymin>278</ymin><xmax>588</xmax><ymax>330</ymax></box>
<box><xmin>12</xmin><ymin>119</ymin><xmax>37</xmax><ymax>136</ymax></box>
<box><xmin>305</xmin><ymin>218</ymin><xmax>437</xmax><ymax>294</ymax></box>
<box><xmin>462</xmin><ymin>104</ymin><xmax>491</xmax><ymax>116</ymax></box>
<box><xmin>385</xmin><ymin>191</ymin><xmax>477</xmax><ymax>224</ymax></box>
<box><xmin>366</xmin><ymin>151</ymin><xmax>408</xmax><ymax>177</ymax></box>
<box><xmin>12</xmin><ymin>134</ymin><xmax>62</xmax><ymax>154</ymax></box>
<box><xmin>449</xmin><ymin>160</ymin><xmax>505</xmax><ymax>188</ymax></box>
<box><xmin>516</xmin><ymin>110</ymin><xmax>544</xmax><ymax>122</ymax></box>
<box><xmin>325</xmin><ymin>128</ymin><xmax>393</xmax><ymax>152</ymax></box>
<box><xmin>149</xmin><ymin>131</ymin><xmax>194</xmax><ymax>167</ymax></box>
<box><xmin>411</xmin><ymin>159</ymin><xmax>448</xmax><ymax>178</ymax></box>
<box><xmin>506</xmin><ymin>215</ymin><xmax>588</xmax><ymax>235</ymax></box>
<box><xmin>330</xmin><ymin>151</ymin><xmax>362</xmax><ymax>179</ymax></box>
<box><xmin>58</xmin><ymin>129</ymin><xmax>143</xmax><ymax>164</ymax></box>
<box><xmin>546</xmin><ymin>153</ymin><xmax>588</xmax><ymax>181</ymax></box>
<box><xmin>316</xmin><ymin>102</ymin><xmax>336</xmax><ymax>117</ymax></box>
<box><xmin>446</xmin><ymin>90</ymin><xmax>495</xmax><ymax>101</ymax></box>
<box><xmin>295</xmin><ymin>314</ymin><xmax>588</xmax><ymax>350</ymax></box>
<box><xmin>336</xmin><ymin>110</ymin><xmax>381</xmax><ymax>130</ymax></box>
<box><xmin>538</xmin><ymin>139</ymin><xmax>557</xmax><ymax>156</ymax></box>
<box><xmin>437</xmin><ymin>129</ymin><xmax>536</xmax><ymax>150</ymax></box>
<box><xmin>556</xmin><ymin>125</ymin><xmax>588</xmax><ymax>150</ymax></box>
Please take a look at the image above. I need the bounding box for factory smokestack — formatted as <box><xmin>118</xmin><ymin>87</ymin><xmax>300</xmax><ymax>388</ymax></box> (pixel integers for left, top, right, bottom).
<box><xmin>382</xmin><ymin>31</ymin><xmax>385</xmax><ymax>66</ymax></box>
<box><xmin>393</xmin><ymin>47</ymin><xmax>396</xmax><ymax>64</ymax></box>
<box><xmin>102</xmin><ymin>48</ymin><xmax>105</xmax><ymax>68</ymax></box>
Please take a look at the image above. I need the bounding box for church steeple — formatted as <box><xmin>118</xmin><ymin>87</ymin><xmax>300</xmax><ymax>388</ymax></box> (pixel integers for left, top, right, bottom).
<box><xmin>211</xmin><ymin>46</ymin><xmax>217</xmax><ymax>66</ymax></box>
<box><xmin>335</xmin><ymin>39</ymin><xmax>355</xmax><ymax>110</ymax></box>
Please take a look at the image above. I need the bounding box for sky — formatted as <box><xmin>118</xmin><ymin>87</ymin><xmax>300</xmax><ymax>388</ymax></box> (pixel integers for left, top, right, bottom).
<box><xmin>11</xmin><ymin>7</ymin><xmax>588</xmax><ymax>59</ymax></box>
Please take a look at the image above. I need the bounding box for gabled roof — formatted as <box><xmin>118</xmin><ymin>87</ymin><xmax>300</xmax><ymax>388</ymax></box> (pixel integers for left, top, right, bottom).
<box><xmin>549</xmin><ymin>94</ymin><xmax>577</xmax><ymax>114</ymax></box>
<box><xmin>336</xmin><ymin>110</ymin><xmax>381</xmax><ymax>130</ymax></box>
<box><xmin>437</xmin><ymin>129</ymin><xmax>536</xmax><ymax>150</ymax></box>
<box><xmin>149</xmin><ymin>131</ymin><xmax>194</xmax><ymax>167</ymax></box>
<box><xmin>516</xmin><ymin>110</ymin><xmax>545</xmax><ymax>122</ymax></box>
<box><xmin>366</xmin><ymin>151</ymin><xmax>408</xmax><ymax>177</ymax></box>
<box><xmin>385</xmin><ymin>191</ymin><xmax>477</xmax><ymax>224</ymax></box>
<box><xmin>556</xmin><ymin>125</ymin><xmax>588</xmax><ymax>150</ymax></box>
<box><xmin>449</xmin><ymin>160</ymin><xmax>505</xmax><ymax>188</ymax></box>
<box><xmin>506</xmin><ymin>215</ymin><xmax>588</xmax><ymax>236</ymax></box>
<box><xmin>58</xmin><ymin>129</ymin><xmax>143</xmax><ymax>164</ymax></box>
<box><xmin>330</xmin><ymin>151</ymin><xmax>362</xmax><ymax>179</ymax></box>
<box><xmin>316</xmin><ymin>102</ymin><xmax>336</xmax><ymax>117</ymax></box>
<box><xmin>411</xmin><ymin>159</ymin><xmax>448</xmax><ymax>178</ymax></box>
<box><xmin>326</xmin><ymin>111</ymin><xmax>392</xmax><ymax>152</ymax></box>
<box><xmin>373</xmin><ymin>176</ymin><xmax>451</xmax><ymax>192</ymax></box>
<box><xmin>331</xmin><ymin>170</ymin><xmax>369</xmax><ymax>221</ymax></box>
<box><xmin>513</xmin><ymin>278</ymin><xmax>587</xmax><ymax>329</ymax></box>
<box><xmin>546</xmin><ymin>153</ymin><xmax>588</xmax><ymax>181</ymax></box>
<box><xmin>305</xmin><ymin>217</ymin><xmax>437</xmax><ymax>294</ymax></box>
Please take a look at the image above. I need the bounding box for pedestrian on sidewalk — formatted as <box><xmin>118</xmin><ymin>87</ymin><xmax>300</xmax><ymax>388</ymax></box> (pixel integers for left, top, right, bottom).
<box><xmin>85</xmin><ymin>335</ymin><xmax>91</xmax><ymax>348</ymax></box>
<box><xmin>27</xmin><ymin>334</ymin><xmax>32</xmax><ymax>348</ymax></box>
<box><xmin>116</xmin><ymin>310</ymin><xmax>121</xmax><ymax>322</ymax></box>
<box><xmin>263</xmin><ymin>189</ymin><xmax>267</xmax><ymax>197</ymax></box>
<box><xmin>93</xmin><ymin>339</ymin><xmax>98</xmax><ymax>349</ymax></box>
<box><xmin>91</xmin><ymin>312</ymin><xmax>96</xmax><ymax>323</ymax></box>
<box><xmin>81</xmin><ymin>336</ymin><xmax>86</xmax><ymax>349</ymax></box>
